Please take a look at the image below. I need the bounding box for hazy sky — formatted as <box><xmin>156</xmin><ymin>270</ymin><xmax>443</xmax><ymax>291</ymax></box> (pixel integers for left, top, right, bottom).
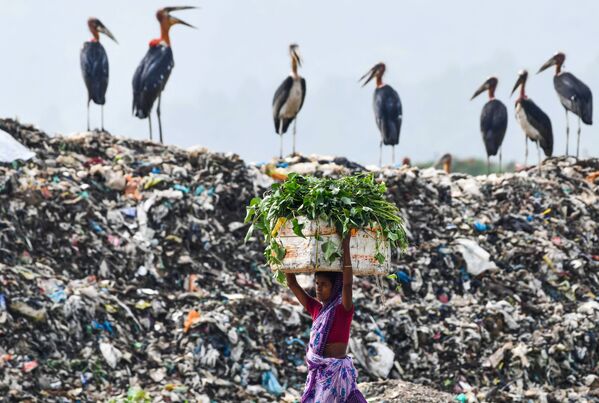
<box><xmin>2</xmin><ymin>0</ymin><xmax>599</xmax><ymax>165</ymax></box>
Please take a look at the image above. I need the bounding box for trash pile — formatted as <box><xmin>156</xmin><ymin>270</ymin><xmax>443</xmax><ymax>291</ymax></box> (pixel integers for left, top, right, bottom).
<box><xmin>1</xmin><ymin>118</ymin><xmax>599</xmax><ymax>402</ymax></box>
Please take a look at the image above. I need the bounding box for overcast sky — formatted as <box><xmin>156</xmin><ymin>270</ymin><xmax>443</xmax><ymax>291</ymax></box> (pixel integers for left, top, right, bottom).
<box><xmin>1</xmin><ymin>0</ymin><xmax>599</xmax><ymax>165</ymax></box>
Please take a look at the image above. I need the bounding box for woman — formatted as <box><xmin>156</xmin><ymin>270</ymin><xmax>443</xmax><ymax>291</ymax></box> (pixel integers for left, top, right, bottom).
<box><xmin>286</xmin><ymin>235</ymin><xmax>367</xmax><ymax>402</ymax></box>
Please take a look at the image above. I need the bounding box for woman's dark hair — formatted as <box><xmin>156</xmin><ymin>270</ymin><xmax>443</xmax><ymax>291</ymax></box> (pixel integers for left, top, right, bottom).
<box><xmin>314</xmin><ymin>271</ymin><xmax>337</xmax><ymax>285</ymax></box>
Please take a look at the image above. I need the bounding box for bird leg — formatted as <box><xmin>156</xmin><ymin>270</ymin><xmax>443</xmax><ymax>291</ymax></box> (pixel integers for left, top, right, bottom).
<box><xmin>101</xmin><ymin>105</ymin><xmax>104</xmax><ymax>132</ymax></box>
<box><xmin>577</xmin><ymin>116</ymin><xmax>581</xmax><ymax>158</ymax></box>
<box><xmin>487</xmin><ymin>156</ymin><xmax>490</xmax><ymax>175</ymax></box>
<box><xmin>565</xmin><ymin>109</ymin><xmax>570</xmax><ymax>156</ymax></box>
<box><xmin>499</xmin><ymin>148</ymin><xmax>503</xmax><ymax>174</ymax></box>
<box><xmin>148</xmin><ymin>116</ymin><xmax>153</xmax><ymax>141</ymax></box>
<box><xmin>292</xmin><ymin>119</ymin><xmax>297</xmax><ymax>156</ymax></box>
<box><xmin>157</xmin><ymin>95</ymin><xmax>163</xmax><ymax>144</ymax></box>
<box><xmin>379</xmin><ymin>141</ymin><xmax>383</xmax><ymax>167</ymax></box>
<box><xmin>391</xmin><ymin>145</ymin><xmax>395</xmax><ymax>166</ymax></box>
<box><xmin>87</xmin><ymin>100</ymin><xmax>90</xmax><ymax>132</ymax></box>
<box><xmin>279</xmin><ymin>120</ymin><xmax>284</xmax><ymax>159</ymax></box>
<box><xmin>524</xmin><ymin>137</ymin><xmax>528</xmax><ymax>167</ymax></box>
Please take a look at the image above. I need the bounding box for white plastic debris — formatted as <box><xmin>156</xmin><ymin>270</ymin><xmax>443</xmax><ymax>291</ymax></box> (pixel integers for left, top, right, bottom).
<box><xmin>454</xmin><ymin>238</ymin><xmax>498</xmax><ymax>276</ymax></box>
<box><xmin>0</xmin><ymin>129</ymin><xmax>34</xmax><ymax>162</ymax></box>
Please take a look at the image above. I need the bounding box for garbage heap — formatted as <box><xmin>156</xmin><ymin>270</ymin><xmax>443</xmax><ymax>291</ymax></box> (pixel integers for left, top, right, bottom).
<box><xmin>1</xmin><ymin>118</ymin><xmax>599</xmax><ymax>402</ymax></box>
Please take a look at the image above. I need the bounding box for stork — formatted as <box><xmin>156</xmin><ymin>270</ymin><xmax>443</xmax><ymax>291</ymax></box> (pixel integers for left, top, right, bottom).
<box><xmin>538</xmin><ymin>52</ymin><xmax>592</xmax><ymax>157</ymax></box>
<box><xmin>80</xmin><ymin>18</ymin><xmax>117</xmax><ymax>132</ymax></box>
<box><xmin>360</xmin><ymin>63</ymin><xmax>402</xmax><ymax>166</ymax></box>
<box><xmin>272</xmin><ymin>44</ymin><xmax>306</xmax><ymax>158</ymax></box>
<box><xmin>471</xmin><ymin>77</ymin><xmax>508</xmax><ymax>174</ymax></box>
<box><xmin>132</xmin><ymin>6</ymin><xmax>195</xmax><ymax>144</ymax></box>
<box><xmin>511</xmin><ymin>70</ymin><xmax>553</xmax><ymax>172</ymax></box>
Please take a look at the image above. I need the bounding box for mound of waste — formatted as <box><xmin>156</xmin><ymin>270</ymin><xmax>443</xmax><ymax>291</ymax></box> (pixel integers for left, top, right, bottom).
<box><xmin>1</xmin><ymin>118</ymin><xmax>599</xmax><ymax>402</ymax></box>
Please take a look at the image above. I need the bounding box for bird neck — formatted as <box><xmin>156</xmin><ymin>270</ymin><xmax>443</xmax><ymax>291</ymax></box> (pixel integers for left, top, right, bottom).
<box><xmin>376</xmin><ymin>76</ymin><xmax>384</xmax><ymax>88</ymax></box>
<box><xmin>160</xmin><ymin>23</ymin><xmax>172</xmax><ymax>46</ymax></box>
<box><xmin>91</xmin><ymin>29</ymin><xmax>100</xmax><ymax>42</ymax></box>
<box><xmin>519</xmin><ymin>83</ymin><xmax>526</xmax><ymax>99</ymax></box>
<box><xmin>291</xmin><ymin>58</ymin><xmax>299</xmax><ymax>78</ymax></box>
<box><xmin>555</xmin><ymin>64</ymin><xmax>562</xmax><ymax>75</ymax></box>
<box><xmin>443</xmin><ymin>161</ymin><xmax>451</xmax><ymax>174</ymax></box>
<box><xmin>488</xmin><ymin>86</ymin><xmax>495</xmax><ymax>99</ymax></box>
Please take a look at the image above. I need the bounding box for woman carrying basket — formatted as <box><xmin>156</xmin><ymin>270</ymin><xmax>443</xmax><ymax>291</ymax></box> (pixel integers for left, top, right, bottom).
<box><xmin>285</xmin><ymin>234</ymin><xmax>367</xmax><ymax>402</ymax></box>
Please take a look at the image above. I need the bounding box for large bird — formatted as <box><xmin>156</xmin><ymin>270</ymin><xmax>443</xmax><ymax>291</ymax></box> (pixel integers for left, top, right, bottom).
<box><xmin>272</xmin><ymin>44</ymin><xmax>306</xmax><ymax>158</ymax></box>
<box><xmin>511</xmin><ymin>70</ymin><xmax>553</xmax><ymax>171</ymax></box>
<box><xmin>360</xmin><ymin>63</ymin><xmax>402</xmax><ymax>166</ymax></box>
<box><xmin>132</xmin><ymin>6</ymin><xmax>195</xmax><ymax>144</ymax></box>
<box><xmin>471</xmin><ymin>77</ymin><xmax>508</xmax><ymax>174</ymax></box>
<box><xmin>538</xmin><ymin>52</ymin><xmax>592</xmax><ymax>157</ymax></box>
<box><xmin>80</xmin><ymin>18</ymin><xmax>117</xmax><ymax>131</ymax></box>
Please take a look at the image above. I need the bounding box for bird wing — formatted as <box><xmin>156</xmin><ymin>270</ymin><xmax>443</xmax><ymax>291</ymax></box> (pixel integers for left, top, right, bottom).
<box><xmin>272</xmin><ymin>76</ymin><xmax>293</xmax><ymax>132</ymax></box>
<box><xmin>480</xmin><ymin>99</ymin><xmax>508</xmax><ymax>156</ymax></box>
<box><xmin>299</xmin><ymin>77</ymin><xmax>307</xmax><ymax>111</ymax></box>
<box><xmin>373</xmin><ymin>85</ymin><xmax>402</xmax><ymax>145</ymax></box>
<box><xmin>554</xmin><ymin>72</ymin><xmax>593</xmax><ymax>124</ymax></box>
<box><xmin>521</xmin><ymin>99</ymin><xmax>553</xmax><ymax>156</ymax></box>
<box><xmin>132</xmin><ymin>45</ymin><xmax>174</xmax><ymax>118</ymax></box>
<box><xmin>80</xmin><ymin>42</ymin><xmax>109</xmax><ymax>104</ymax></box>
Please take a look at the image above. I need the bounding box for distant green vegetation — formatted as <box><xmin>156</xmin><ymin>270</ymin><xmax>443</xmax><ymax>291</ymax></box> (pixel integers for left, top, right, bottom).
<box><xmin>416</xmin><ymin>158</ymin><xmax>516</xmax><ymax>176</ymax></box>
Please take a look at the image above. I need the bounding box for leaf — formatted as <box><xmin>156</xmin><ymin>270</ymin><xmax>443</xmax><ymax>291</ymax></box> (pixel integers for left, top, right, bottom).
<box><xmin>341</xmin><ymin>197</ymin><xmax>353</xmax><ymax>205</ymax></box>
<box><xmin>244</xmin><ymin>206</ymin><xmax>255</xmax><ymax>224</ymax></box>
<box><xmin>321</xmin><ymin>240</ymin><xmax>341</xmax><ymax>264</ymax></box>
<box><xmin>274</xmin><ymin>270</ymin><xmax>287</xmax><ymax>286</ymax></box>
<box><xmin>374</xmin><ymin>252</ymin><xmax>385</xmax><ymax>264</ymax></box>
<box><xmin>244</xmin><ymin>224</ymin><xmax>254</xmax><ymax>243</ymax></box>
<box><xmin>387</xmin><ymin>273</ymin><xmax>398</xmax><ymax>280</ymax></box>
<box><xmin>292</xmin><ymin>218</ymin><xmax>305</xmax><ymax>238</ymax></box>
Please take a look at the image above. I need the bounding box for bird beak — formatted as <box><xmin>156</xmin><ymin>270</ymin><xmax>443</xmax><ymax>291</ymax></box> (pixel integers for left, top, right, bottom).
<box><xmin>470</xmin><ymin>82</ymin><xmax>489</xmax><ymax>100</ymax></box>
<box><xmin>169</xmin><ymin>16</ymin><xmax>196</xmax><ymax>28</ymax></box>
<box><xmin>359</xmin><ymin>67</ymin><xmax>376</xmax><ymax>87</ymax></box>
<box><xmin>537</xmin><ymin>56</ymin><xmax>556</xmax><ymax>74</ymax></box>
<box><xmin>165</xmin><ymin>6</ymin><xmax>197</xmax><ymax>28</ymax></box>
<box><xmin>294</xmin><ymin>50</ymin><xmax>302</xmax><ymax>67</ymax></box>
<box><xmin>98</xmin><ymin>25</ymin><xmax>118</xmax><ymax>44</ymax></box>
<box><xmin>511</xmin><ymin>75</ymin><xmax>524</xmax><ymax>96</ymax></box>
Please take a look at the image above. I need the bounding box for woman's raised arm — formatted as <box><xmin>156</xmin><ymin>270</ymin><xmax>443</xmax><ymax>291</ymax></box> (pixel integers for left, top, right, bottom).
<box><xmin>286</xmin><ymin>273</ymin><xmax>311</xmax><ymax>311</ymax></box>
<box><xmin>341</xmin><ymin>234</ymin><xmax>353</xmax><ymax>311</ymax></box>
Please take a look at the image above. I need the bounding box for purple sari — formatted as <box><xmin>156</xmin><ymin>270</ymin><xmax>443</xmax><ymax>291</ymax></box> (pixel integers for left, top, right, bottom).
<box><xmin>301</xmin><ymin>273</ymin><xmax>367</xmax><ymax>403</ymax></box>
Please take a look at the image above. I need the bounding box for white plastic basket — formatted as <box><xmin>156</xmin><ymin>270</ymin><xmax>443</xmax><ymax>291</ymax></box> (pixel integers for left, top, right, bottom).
<box><xmin>271</xmin><ymin>218</ymin><xmax>392</xmax><ymax>276</ymax></box>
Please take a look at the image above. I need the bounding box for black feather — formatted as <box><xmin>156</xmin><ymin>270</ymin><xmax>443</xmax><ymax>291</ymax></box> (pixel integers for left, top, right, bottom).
<box><xmin>132</xmin><ymin>45</ymin><xmax>174</xmax><ymax>119</ymax></box>
<box><xmin>374</xmin><ymin>85</ymin><xmax>402</xmax><ymax>145</ymax></box>
<box><xmin>519</xmin><ymin>99</ymin><xmax>553</xmax><ymax>156</ymax></box>
<box><xmin>480</xmin><ymin>99</ymin><xmax>508</xmax><ymax>156</ymax></box>
<box><xmin>80</xmin><ymin>41</ymin><xmax>109</xmax><ymax>105</ymax></box>
<box><xmin>554</xmin><ymin>72</ymin><xmax>593</xmax><ymax>124</ymax></box>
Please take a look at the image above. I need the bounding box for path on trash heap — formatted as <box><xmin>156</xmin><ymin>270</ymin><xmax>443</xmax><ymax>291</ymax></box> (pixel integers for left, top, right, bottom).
<box><xmin>1</xmin><ymin>118</ymin><xmax>599</xmax><ymax>402</ymax></box>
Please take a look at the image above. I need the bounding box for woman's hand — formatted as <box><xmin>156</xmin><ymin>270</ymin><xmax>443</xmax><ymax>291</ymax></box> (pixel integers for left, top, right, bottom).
<box><xmin>285</xmin><ymin>273</ymin><xmax>297</xmax><ymax>285</ymax></box>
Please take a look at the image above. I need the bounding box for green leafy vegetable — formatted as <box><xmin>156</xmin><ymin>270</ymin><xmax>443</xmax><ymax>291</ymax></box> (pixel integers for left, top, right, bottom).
<box><xmin>245</xmin><ymin>173</ymin><xmax>408</xmax><ymax>269</ymax></box>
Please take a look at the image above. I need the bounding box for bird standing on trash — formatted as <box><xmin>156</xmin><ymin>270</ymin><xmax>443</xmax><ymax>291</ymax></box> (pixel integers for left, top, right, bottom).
<box><xmin>511</xmin><ymin>70</ymin><xmax>553</xmax><ymax>171</ymax></box>
<box><xmin>80</xmin><ymin>18</ymin><xmax>117</xmax><ymax>132</ymax></box>
<box><xmin>538</xmin><ymin>52</ymin><xmax>592</xmax><ymax>158</ymax></box>
<box><xmin>132</xmin><ymin>6</ymin><xmax>195</xmax><ymax>144</ymax></box>
<box><xmin>471</xmin><ymin>77</ymin><xmax>508</xmax><ymax>174</ymax></box>
<box><xmin>272</xmin><ymin>44</ymin><xmax>306</xmax><ymax>159</ymax></box>
<box><xmin>360</xmin><ymin>62</ymin><xmax>402</xmax><ymax>167</ymax></box>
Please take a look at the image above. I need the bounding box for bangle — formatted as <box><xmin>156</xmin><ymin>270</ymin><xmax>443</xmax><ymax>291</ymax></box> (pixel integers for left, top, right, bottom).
<box><xmin>343</xmin><ymin>265</ymin><xmax>352</xmax><ymax>268</ymax></box>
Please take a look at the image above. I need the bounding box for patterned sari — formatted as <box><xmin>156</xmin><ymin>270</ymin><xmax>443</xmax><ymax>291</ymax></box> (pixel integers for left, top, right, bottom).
<box><xmin>301</xmin><ymin>273</ymin><xmax>367</xmax><ymax>403</ymax></box>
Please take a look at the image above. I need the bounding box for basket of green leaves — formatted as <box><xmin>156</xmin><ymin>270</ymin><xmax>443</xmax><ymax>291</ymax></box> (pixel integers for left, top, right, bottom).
<box><xmin>245</xmin><ymin>173</ymin><xmax>408</xmax><ymax>279</ymax></box>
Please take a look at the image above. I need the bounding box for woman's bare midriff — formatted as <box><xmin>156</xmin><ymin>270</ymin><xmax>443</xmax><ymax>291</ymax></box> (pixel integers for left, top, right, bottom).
<box><xmin>324</xmin><ymin>343</ymin><xmax>348</xmax><ymax>358</ymax></box>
